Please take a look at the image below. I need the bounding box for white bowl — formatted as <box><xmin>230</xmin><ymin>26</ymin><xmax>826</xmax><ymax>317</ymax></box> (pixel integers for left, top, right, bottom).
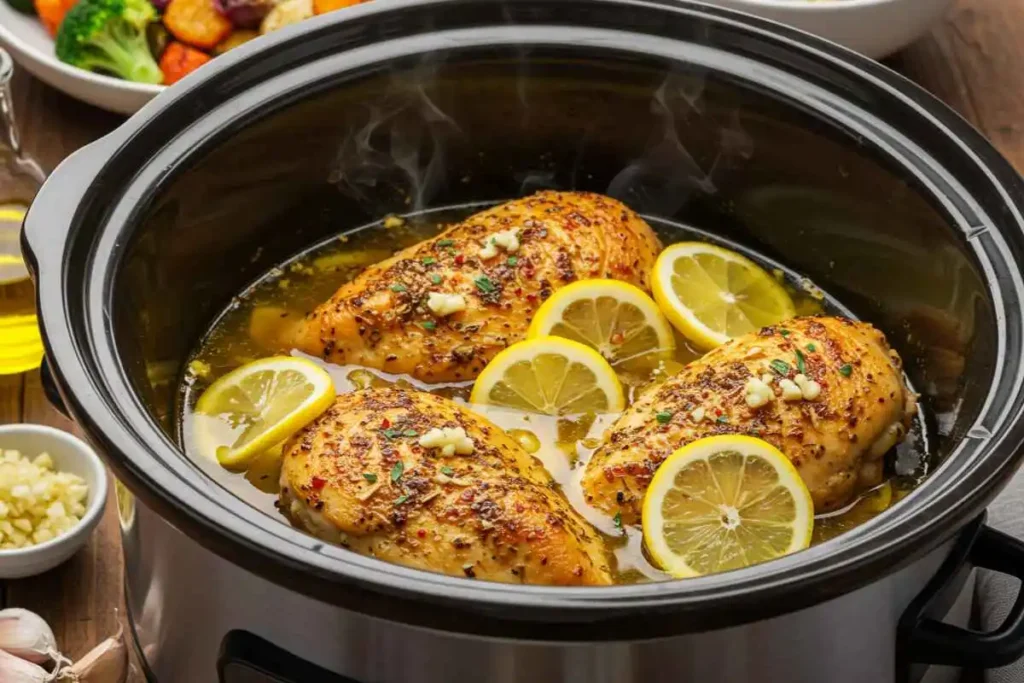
<box><xmin>0</xmin><ymin>6</ymin><xmax>161</xmax><ymax>114</ymax></box>
<box><xmin>0</xmin><ymin>424</ymin><xmax>108</xmax><ymax>579</ymax></box>
<box><xmin>690</xmin><ymin>0</ymin><xmax>954</xmax><ymax>59</ymax></box>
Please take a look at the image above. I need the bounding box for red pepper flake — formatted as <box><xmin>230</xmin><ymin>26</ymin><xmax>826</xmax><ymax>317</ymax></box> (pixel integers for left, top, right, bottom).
<box><xmin>715</xmin><ymin>408</ymin><xmax>722</xmax><ymax>416</ymax></box>
<box><xmin>417</xmin><ymin>529</ymin><xmax>427</xmax><ymax>538</ymax></box>
<box><xmin>454</xmin><ymin>254</ymin><xmax>465</xmax><ymax>265</ymax></box>
<box><xmin>381</xmin><ymin>418</ymin><xmax>391</xmax><ymax>428</ymax></box>
<box><xmin>311</xmin><ymin>476</ymin><xmax>326</xmax><ymax>490</ymax></box>
<box><xmin>515</xmin><ymin>288</ymin><xmax>523</xmax><ymax>297</ymax></box>
<box><xmin>526</xmin><ymin>294</ymin><xmax>538</xmax><ymax>303</ymax></box>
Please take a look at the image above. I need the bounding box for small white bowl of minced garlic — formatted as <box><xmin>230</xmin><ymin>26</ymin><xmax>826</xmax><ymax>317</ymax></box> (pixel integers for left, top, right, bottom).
<box><xmin>0</xmin><ymin>424</ymin><xmax>107</xmax><ymax>578</ymax></box>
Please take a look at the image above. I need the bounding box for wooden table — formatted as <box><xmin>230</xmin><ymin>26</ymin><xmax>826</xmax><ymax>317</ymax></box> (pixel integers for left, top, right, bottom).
<box><xmin>0</xmin><ymin>0</ymin><xmax>1022</xmax><ymax>665</ymax></box>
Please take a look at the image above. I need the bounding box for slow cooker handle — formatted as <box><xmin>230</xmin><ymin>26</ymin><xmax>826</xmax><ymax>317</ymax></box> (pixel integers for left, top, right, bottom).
<box><xmin>898</xmin><ymin>516</ymin><xmax>1024</xmax><ymax>670</ymax></box>
<box><xmin>20</xmin><ymin>135</ymin><xmax>115</xmax><ymax>284</ymax></box>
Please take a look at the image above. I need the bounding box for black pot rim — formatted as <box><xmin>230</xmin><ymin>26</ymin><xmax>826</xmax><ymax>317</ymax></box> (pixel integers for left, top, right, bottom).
<box><xmin>23</xmin><ymin>0</ymin><xmax>1024</xmax><ymax>639</ymax></box>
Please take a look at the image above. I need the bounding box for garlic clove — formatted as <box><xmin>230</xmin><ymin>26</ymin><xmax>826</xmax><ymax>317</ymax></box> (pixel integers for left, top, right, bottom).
<box><xmin>69</xmin><ymin>628</ymin><xmax>128</xmax><ymax>683</ymax></box>
<box><xmin>0</xmin><ymin>608</ymin><xmax>58</xmax><ymax>665</ymax></box>
<box><xmin>0</xmin><ymin>648</ymin><xmax>51</xmax><ymax>683</ymax></box>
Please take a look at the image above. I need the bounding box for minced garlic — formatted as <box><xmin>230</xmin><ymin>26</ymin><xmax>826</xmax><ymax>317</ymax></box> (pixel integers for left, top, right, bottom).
<box><xmin>427</xmin><ymin>292</ymin><xmax>466</xmax><ymax>317</ymax></box>
<box><xmin>760</xmin><ymin>373</ymin><xmax>774</xmax><ymax>385</ymax></box>
<box><xmin>188</xmin><ymin>360</ymin><xmax>212</xmax><ymax>378</ymax></box>
<box><xmin>478</xmin><ymin>229</ymin><xmax>520</xmax><ymax>260</ymax></box>
<box><xmin>0</xmin><ymin>450</ymin><xmax>88</xmax><ymax>549</ymax></box>
<box><xmin>793</xmin><ymin>373</ymin><xmax>822</xmax><ymax>401</ymax></box>
<box><xmin>744</xmin><ymin>376</ymin><xmax>774</xmax><ymax>408</ymax></box>
<box><xmin>778</xmin><ymin>378</ymin><xmax>804</xmax><ymax>402</ymax></box>
<box><xmin>690</xmin><ymin>407</ymin><xmax>706</xmax><ymax>422</ymax></box>
<box><xmin>419</xmin><ymin>427</ymin><xmax>475</xmax><ymax>456</ymax></box>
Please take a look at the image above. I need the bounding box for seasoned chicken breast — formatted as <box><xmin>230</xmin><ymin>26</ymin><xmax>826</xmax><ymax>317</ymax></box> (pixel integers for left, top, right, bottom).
<box><xmin>581</xmin><ymin>316</ymin><xmax>917</xmax><ymax>525</ymax></box>
<box><xmin>291</xmin><ymin>191</ymin><xmax>661</xmax><ymax>383</ymax></box>
<box><xmin>279</xmin><ymin>388</ymin><xmax>613</xmax><ymax>585</ymax></box>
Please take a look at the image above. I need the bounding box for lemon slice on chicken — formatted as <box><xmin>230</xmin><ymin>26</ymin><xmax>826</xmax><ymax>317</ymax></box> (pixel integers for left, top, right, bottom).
<box><xmin>527</xmin><ymin>279</ymin><xmax>676</xmax><ymax>373</ymax></box>
<box><xmin>471</xmin><ymin>337</ymin><xmax>625</xmax><ymax>415</ymax></box>
<box><xmin>652</xmin><ymin>242</ymin><xmax>795</xmax><ymax>350</ymax></box>
<box><xmin>642</xmin><ymin>435</ymin><xmax>813</xmax><ymax>578</ymax></box>
<box><xmin>194</xmin><ymin>356</ymin><xmax>335</xmax><ymax>469</ymax></box>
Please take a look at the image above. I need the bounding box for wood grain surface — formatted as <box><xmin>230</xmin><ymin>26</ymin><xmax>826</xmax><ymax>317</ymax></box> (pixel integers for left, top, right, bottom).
<box><xmin>0</xmin><ymin>0</ymin><xmax>1021</xmax><ymax>671</ymax></box>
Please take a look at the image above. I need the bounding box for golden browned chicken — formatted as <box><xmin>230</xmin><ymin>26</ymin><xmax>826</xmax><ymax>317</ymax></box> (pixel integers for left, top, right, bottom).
<box><xmin>581</xmin><ymin>316</ymin><xmax>917</xmax><ymax>525</ymax></box>
<box><xmin>290</xmin><ymin>191</ymin><xmax>661</xmax><ymax>383</ymax></box>
<box><xmin>279</xmin><ymin>387</ymin><xmax>612</xmax><ymax>585</ymax></box>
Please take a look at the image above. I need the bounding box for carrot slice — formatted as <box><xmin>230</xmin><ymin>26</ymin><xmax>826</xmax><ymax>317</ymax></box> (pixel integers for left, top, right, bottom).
<box><xmin>34</xmin><ymin>0</ymin><xmax>77</xmax><ymax>36</ymax></box>
<box><xmin>164</xmin><ymin>0</ymin><xmax>233</xmax><ymax>50</ymax></box>
<box><xmin>312</xmin><ymin>0</ymin><xmax>358</xmax><ymax>15</ymax></box>
<box><xmin>159</xmin><ymin>41</ymin><xmax>212</xmax><ymax>85</ymax></box>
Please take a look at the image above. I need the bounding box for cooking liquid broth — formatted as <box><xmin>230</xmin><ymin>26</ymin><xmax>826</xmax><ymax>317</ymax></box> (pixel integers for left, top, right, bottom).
<box><xmin>180</xmin><ymin>204</ymin><xmax>931</xmax><ymax>583</ymax></box>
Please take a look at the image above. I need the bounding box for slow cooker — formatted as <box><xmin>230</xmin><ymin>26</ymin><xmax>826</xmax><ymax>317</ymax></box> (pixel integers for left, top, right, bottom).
<box><xmin>21</xmin><ymin>1</ymin><xmax>1024</xmax><ymax>681</ymax></box>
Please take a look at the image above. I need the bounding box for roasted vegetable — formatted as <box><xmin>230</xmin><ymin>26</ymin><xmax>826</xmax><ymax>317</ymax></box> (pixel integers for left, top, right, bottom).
<box><xmin>159</xmin><ymin>40</ymin><xmax>210</xmax><ymax>84</ymax></box>
<box><xmin>34</xmin><ymin>0</ymin><xmax>77</xmax><ymax>34</ymax></box>
<box><xmin>213</xmin><ymin>28</ymin><xmax>258</xmax><ymax>54</ymax></box>
<box><xmin>164</xmin><ymin>0</ymin><xmax>232</xmax><ymax>49</ymax></box>
<box><xmin>259</xmin><ymin>0</ymin><xmax>309</xmax><ymax>34</ymax></box>
<box><xmin>54</xmin><ymin>0</ymin><xmax>164</xmax><ymax>84</ymax></box>
<box><xmin>214</xmin><ymin>0</ymin><xmax>274</xmax><ymax>29</ymax></box>
<box><xmin>146</xmin><ymin>20</ymin><xmax>171</xmax><ymax>58</ymax></box>
<box><xmin>311</xmin><ymin>0</ymin><xmax>356</xmax><ymax>15</ymax></box>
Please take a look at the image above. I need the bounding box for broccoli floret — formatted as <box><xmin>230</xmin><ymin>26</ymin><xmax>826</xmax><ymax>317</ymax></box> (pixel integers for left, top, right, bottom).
<box><xmin>55</xmin><ymin>0</ymin><xmax>163</xmax><ymax>84</ymax></box>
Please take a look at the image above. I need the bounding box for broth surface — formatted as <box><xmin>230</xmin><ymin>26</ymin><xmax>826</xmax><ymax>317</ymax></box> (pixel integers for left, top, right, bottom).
<box><xmin>179</xmin><ymin>203</ymin><xmax>931</xmax><ymax>583</ymax></box>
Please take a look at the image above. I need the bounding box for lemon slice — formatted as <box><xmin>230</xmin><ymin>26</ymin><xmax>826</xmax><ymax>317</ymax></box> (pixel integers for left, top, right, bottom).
<box><xmin>527</xmin><ymin>279</ymin><xmax>676</xmax><ymax>373</ymax></box>
<box><xmin>194</xmin><ymin>356</ymin><xmax>335</xmax><ymax>469</ymax></box>
<box><xmin>642</xmin><ymin>435</ymin><xmax>813</xmax><ymax>578</ymax></box>
<box><xmin>652</xmin><ymin>243</ymin><xmax>795</xmax><ymax>350</ymax></box>
<box><xmin>470</xmin><ymin>337</ymin><xmax>625</xmax><ymax>415</ymax></box>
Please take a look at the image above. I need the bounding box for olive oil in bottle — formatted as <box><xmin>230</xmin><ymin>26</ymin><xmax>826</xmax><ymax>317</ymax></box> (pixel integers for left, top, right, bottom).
<box><xmin>0</xmin><ymin>49</ymin><xmax>46</xmax><ymax>375</ymax></box>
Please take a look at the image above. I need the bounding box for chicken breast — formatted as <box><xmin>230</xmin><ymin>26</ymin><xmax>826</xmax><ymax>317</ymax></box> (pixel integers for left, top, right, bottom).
<box><xmin>279</xmin><ymin>387</ymin><xmax>613</xmax><ymax>585</ymax></box>
<box><xmin>291</xmin><ymin>191</ymin><xmax>661</xmax><ymax>383</ymax></box>
<box><xmin>581</xmin><ymin>316</ymin><xmax>917</xmax><ymax>525</ymax></box>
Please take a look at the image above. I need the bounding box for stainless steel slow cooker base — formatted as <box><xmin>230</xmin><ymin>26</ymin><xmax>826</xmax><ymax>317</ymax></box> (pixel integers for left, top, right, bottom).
<box><xmin>123</xmin><ymin>501</ymin><xmax>970</xmax><ymax>683</ymax></box>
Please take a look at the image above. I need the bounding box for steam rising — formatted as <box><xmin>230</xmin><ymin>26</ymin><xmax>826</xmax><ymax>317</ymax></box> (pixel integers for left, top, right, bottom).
<box><xmin>328</xmin><ymin>62</ymin><xmax>461</xmax><ymax>212</ymax></box>
<box><xmin>607</xmin><ymin>71</ymin><xmax>753</xmax><ymax>215</ymax></box>
<box><xmin>329</xmin><ymin>62</ymin><xmax>753</xmax><ymax>220</ymax></box>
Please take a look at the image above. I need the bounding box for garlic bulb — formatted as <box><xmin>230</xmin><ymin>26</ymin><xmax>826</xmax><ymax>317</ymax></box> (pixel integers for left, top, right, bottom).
<box><xmin>0</xmin><ymin>609</ymin><xmax>58</xmax><ymax>664</ymax></box>
<box><xmin>68</xmin><ymin>629</ymin><xmax>128</xmax><ymax>683</ymax></box>
<box><xmin>0</xmin><ymin>647</ymin><xmax>51</xmax><ymax>682</ymax></box>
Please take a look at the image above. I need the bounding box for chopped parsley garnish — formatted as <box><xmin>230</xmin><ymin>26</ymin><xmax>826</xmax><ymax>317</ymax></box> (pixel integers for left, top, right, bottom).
<box><xmin>655</xmin><ymin>411</ymin><xmax>673</xmax><ymax>425</ymax></box>
<box><xmin>422</xmin><ymin>256</ymin><xmax>436</xmax><ymax>266</ymax></box>
<box><xmin>795</xmin><ymin>349</ymin><xmax>806</xmax><ymax>374</ymax></box>
<box><xmin>437</xmin><ymin>239</ymin><xmax>455</xmax><ymax>247</ymax></box>
<box><xmin>507</xmin><ymin>256</ymin><xmax>518</xmax><ymax>266</ymax></box>
<box><xmin>780</xmin><ymin>329</ymin><xmax>790</xmax><ymax>337</ymax></box>
<box><xmin>382</xmin><ymin>428</ymin><xmax>403</xmax><ymax>439</ymax></box>
<box><xmin>474</xmin><ymin>275</ymin><xmax>497</xmax><ymax>293</ymax></box>
<box><xmin>430</xmin><ymin>274</ymin><xmax>442</xmax><ymax>285</ymax></box>
<box><xmin>717</xmin><ymin>415</ymin><xmax>729</xmax><ymax>424</ymax></box>
<box><xmin>390</xmin><ymin>284</ymin><xmax>407</xmax><ymax>292</ymax></box>
<box><xmin>363</xmin><ymin>473</ymin><xmax>378</xmax><ymax>483</ymax></box>
<box><xmin>390</xmin><ymin>461</ymin><xmax>405</xmax><ymax>482</ymax></box>
<box><xmin>440</xmin><ymin>465</ymin><xmax>455</xmax><ymax>477</ymax></box>
<box><xmin>613</xmin><ymin>512</ymin><xmax>622</xmax><ymax>529</ymax></box>
<box><xmin>806</xmin><ymin>343</ymin><xmax>816</xmax><ymax>352</ymax></box>
<box><xmin>770</xmin><ymin>359</ymin><xmax>791</xmax><ymax>375</ymax></box>
<box><xmin>395</xmin><ymin>495</ymin><xmax>410</xmax><ymax>505</ymax></box>
<box><xmin>839</xmin><ymin>364</ymin><xmax>853</xmax><ymax>377</ymax></box>
<box><xmin>403</xmin><ymin>429</ymin><xmax>419</xmax><ymax>437</ymax></box>
<box><xmin>420</xmin><ymin>321</ymin><xmax>437</xmax><ymax>330</ymax></box>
